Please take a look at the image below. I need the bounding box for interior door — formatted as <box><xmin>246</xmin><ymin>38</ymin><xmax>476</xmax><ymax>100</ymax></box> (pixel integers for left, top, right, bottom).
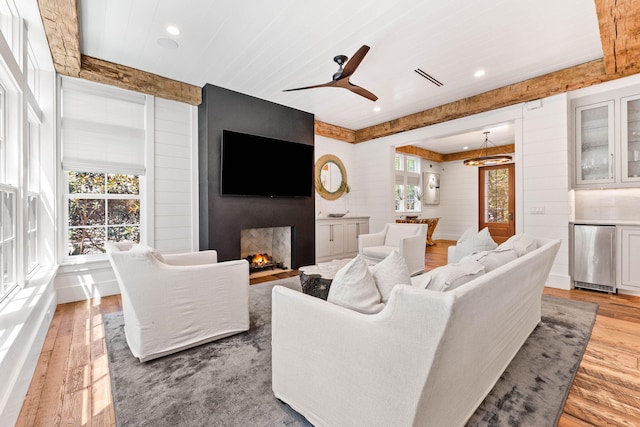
<box><xmin>479</xmin><ymin>163</ymin><xmax>515</xmax><ymax>244</ymax></box>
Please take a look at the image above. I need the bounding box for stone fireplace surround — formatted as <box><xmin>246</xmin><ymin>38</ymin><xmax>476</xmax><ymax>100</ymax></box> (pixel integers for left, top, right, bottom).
<box><xmin>241</xmin><ymin>226</ymin><xmax>292</xmax><ymax>272</ymax></box>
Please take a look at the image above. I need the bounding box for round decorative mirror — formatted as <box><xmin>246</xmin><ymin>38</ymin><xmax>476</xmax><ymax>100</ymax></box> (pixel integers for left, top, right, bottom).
<box><xmin>315</xmin><ymin>154</ymin><xmax>348</xmax><ymax>200</ymax></box>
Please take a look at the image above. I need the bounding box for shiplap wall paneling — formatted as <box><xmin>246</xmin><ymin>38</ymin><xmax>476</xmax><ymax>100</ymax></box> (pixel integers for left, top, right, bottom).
<box><xmin>521</xmin><ymin>94</ymin><xmax>571</xmax><ymax>289</ymax></box>
<box><xmin>153</xmin><ymin>98</ymin><xmax>196</xmax><ymax>253</ymax></box>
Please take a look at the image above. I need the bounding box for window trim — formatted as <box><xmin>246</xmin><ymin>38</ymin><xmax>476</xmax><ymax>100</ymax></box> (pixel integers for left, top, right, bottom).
<box><xmin>62</xmin><ymin>171</ymin><xmax>142</xmax><ymax>263</ymax></box>
<box><xmin>395</xmin><ymin>154</ymin><xmax>422</xmax><ymax>214</ymax></box>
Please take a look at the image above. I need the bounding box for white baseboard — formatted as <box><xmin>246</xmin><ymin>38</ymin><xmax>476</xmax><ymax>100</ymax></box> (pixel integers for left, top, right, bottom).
<box><xmin>56</xmin><ymin>280</ymin><xmax>121</xmax><ymax>304</ymax></box>
<box><xmin>544</xmin><ymin>273</ymin><xmax>571</xmax><ymax>290</ymax></box>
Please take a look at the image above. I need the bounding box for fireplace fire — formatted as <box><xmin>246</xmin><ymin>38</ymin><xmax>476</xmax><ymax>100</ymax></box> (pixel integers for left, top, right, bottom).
<box><xmin>245</xmin><ymin>253</ymin><xmax>285</xmax><ymax>272</ymax></box>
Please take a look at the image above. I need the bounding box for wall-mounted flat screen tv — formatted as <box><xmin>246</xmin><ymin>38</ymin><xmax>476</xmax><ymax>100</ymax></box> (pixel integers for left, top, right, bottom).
<box><xmin>220</xmin><ymin>129</ymin><xmax>314</xmax><ymax>197</ymax></box>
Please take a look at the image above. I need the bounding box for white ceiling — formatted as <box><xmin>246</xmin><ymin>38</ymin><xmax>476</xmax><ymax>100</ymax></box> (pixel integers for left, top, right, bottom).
<box><xmin>78</xmin><ymin>0</ymin><xmax>603</xmax><ymax>152</ymax></box>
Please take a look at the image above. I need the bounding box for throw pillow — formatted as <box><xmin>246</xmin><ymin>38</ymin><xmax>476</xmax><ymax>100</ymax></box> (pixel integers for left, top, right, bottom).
<box><xmin>451</xmin><ymin>227</ymin><xmax>497</xmax><ymax>263</ymax></box>
<box><xmin>327</xmin><ymin>255</ymin><xmax>384</xmax><ymax>314</ymax></box>
<box><xmin>498</xmin><ymin>234</ymin><xmax>537</xmax><ymax>257</ymax></box>
<box><xmin>426</xmin><ymin>259</ymin><xmax>485</xmax><ymax>292</ymax></box>
<box><xmin>460</xmin><ymin>247</ymin><xmax>518</xmax><ymax>272</ymax></box>
<box><xmin>370</xmin><ymin>250</ymin><xmax>412</xmax><ymax>303</ymax></box>
<box><xmin>131</xmin><ymin>244</ymin><xmax>166</xmax><ymax>263</ymax></box>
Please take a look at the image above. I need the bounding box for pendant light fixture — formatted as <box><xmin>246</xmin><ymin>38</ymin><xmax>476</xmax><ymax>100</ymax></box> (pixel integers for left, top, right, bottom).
<box><xmin>463</xmin><ymin>131</ymin><xmax>512</xmax><ymax>166</ymax></box>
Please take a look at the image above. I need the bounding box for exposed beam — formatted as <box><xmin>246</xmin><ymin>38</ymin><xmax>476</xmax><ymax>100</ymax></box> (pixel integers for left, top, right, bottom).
<box><xmin>37</xmin><ymin>0</ymin><xmax>81</xmax><ymax>76</ymax></box>
<box><xmin>355</xmin><ymin>59</ymin><xmax>618</xmax><ymax>143</ymax></box>
<box><xmin>442</xmin><ymin>144</ymin><xmax>514</xmax><ymax>162</ymax></box>
<box><xmin>36</xmin><ymin>0</ymin><xmax>202</xmax><ymax>105</ymax></box>
<box><xmin>595</xmin><ymin>0</ymin><xmax>640</xmax><ymax>75</ymax></box>
<box><xmin>396</xmin><ymin>144</ymin><xmax>514</xmax><ymax>163</ymax></box>
<box><xmin>314</xmin><ymin>120</ymin><xmax>356</xmax><ymax>143</ymax></box>
<box><xmin>79</xmin><ymin>55</ymin><xmax>202</xmax><ymax>105</ymax></box>
<box><xmin>395</xmin><ymin>146</ymin><xmax>444</xmax><ymax>163</ymax></box>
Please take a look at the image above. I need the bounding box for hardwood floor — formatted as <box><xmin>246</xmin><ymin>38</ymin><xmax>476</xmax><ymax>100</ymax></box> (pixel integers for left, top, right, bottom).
<box><xmin>16</xmin><ymin>242</ymin><xmax>640</xmax><ymax>426</ymax></box>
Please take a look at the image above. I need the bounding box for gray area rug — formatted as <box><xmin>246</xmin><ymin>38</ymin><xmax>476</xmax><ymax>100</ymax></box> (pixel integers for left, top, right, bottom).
<box><xmin>103</xmin><ymin>277</ymin><xmax>597</xmax><ymax>426</ymax></box>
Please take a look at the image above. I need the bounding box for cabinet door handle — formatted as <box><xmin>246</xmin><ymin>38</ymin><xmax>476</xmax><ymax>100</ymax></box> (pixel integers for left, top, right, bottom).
<box><xmin>610</xmin><ymin>233</ymin><xmax>615</xmax><ymax>284</ymax></box>
<box><xmin>330</xmin><ymin>225</ymin><xmax>333</xmax><ymax>242</ymax></box>
<box><xmin>611</xmin><ymin>153</ymin><xmax>614</xmax><ymax>179</ymax></box>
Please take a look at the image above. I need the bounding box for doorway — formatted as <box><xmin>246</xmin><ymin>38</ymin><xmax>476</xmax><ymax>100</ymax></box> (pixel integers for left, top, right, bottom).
<box><xmin>478</xmin><ymin>163</ymin><xmax>515</xmax><ymax>244</ymax></box>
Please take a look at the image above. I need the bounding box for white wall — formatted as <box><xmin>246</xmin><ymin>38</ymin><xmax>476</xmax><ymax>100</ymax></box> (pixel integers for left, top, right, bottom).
<box><xmin>520</xmin><ymin>94</ymin><xmax>571</xmax><ymax>288</ymax></box>
<box><xmin>431</xmin><ymin>160</ymin><xmax>478</xmax><ymax>240</ymax></box>
<box><xmin>153</xmin><ymin>98</ymin><xmax>198</xmax><ymax>253</ymax></box>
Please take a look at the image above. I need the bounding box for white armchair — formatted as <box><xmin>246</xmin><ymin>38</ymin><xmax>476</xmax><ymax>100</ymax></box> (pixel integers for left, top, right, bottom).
<box><xmin>105</xmin><ymin>242</ymin><xmax>250</xmax><ymax>362</ymax></box>
<box><xmin>358</xmin><ymin>223</ymin><xmax>427</xmax><ymax>276</ymax></box>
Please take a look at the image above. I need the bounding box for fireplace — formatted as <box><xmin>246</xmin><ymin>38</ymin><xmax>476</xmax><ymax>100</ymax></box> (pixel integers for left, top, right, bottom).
<box><xmin>241</xmin><ymin>227</ymin><xmax>292</xmax><ymax>276</ymax></box>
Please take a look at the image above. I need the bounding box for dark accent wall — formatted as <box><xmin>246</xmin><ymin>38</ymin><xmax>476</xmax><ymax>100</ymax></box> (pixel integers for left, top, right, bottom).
<box><xmin>198</xmin><ymin>84</ymin><xmax>315</xmax><ymax>268</ymax></box>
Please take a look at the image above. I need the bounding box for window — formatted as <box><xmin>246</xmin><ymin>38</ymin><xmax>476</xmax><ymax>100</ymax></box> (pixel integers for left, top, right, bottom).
<box><xmin>65</xmin><ymin>172</ymin><xmax>140</xmax><ymax>257</ymax></box>
<box><xmin>0</xmin><ymin>185</ymin><xmax>16</xmax><ymax>300</ymax></box>
<box><xmin>395</xmin><ymin>154</ymin><xmax>421</xmax><ymax>213</ymax></box>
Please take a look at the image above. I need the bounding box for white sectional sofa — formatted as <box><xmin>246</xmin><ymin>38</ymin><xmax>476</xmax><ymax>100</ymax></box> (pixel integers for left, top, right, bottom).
<box><xmin>271</xmin><ymin>236</ymin><xmax>561</xmax><ymax>427</ymax></box>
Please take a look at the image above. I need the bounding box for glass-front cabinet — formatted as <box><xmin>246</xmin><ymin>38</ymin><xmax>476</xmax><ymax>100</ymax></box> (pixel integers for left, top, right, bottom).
<box><xmin>575</xmin><ymin>101</ymin><xmax>615</xmax><ymax>185</ymax></box>
<box><xmin>622</xmin><ymin>95</ymin><xmax>640</xmax><ymax>183</ymax></box>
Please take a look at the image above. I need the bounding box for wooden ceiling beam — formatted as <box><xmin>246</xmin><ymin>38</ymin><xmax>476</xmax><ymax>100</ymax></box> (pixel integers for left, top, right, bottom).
<box><xmin>442</xmin><ymin>144</ymin><xmax>514</xmax><ymax>162</ymax></box>
<box><xmin>396</xmin><ymin>144</ymin><xmax>514</xmax><ymax>163</ymax></box>
<box><xmin>79</xmin><ymin>55</ymin><xmax>202</xmax><ymax>105</ymax></box>
<box><xmin>354</xmin><ymin>59</ymin><xmax>617</xmax><ymax>143</ymax></box>
<box><xmin>395</xmin><ymin>146</ymin><xmax>444</xmax><ymax>162</ymax></box>
<box><xmin>595</xmin><ymin>0</ymin><xmax>640</xmax><ymax>76</ymax></box>
<box><xmin>37</xmin><ymin>0</ymin><xmax>81</xmax><ymax>76</ymax></box>
<box><xmin>314</xmin><ymin>120</ymin><xmax>356</xmax><ymax>143</ymax></box>
<box><xmin>37</xmin><ymin>0</ymin><xmax>202</xmax><ymax>105</ymax></box>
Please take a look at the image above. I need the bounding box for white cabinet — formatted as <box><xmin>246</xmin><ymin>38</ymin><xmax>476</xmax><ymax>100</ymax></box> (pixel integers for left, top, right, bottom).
<box><xmin>621</xmin><ymin>95</ymin><xmax>640</xmax><ymax>183</ymax></box>
<box><xmin>316</xmin><ymin>217</ymin><xmax>369</xmax><ymax>263</ymax></box>
<box><xmin>572</xmin><ymin>84</ymin><xmax>640</xmax><ymax>188</ymax></box>
<box><xmin>575</xmin><ymin>101</ymin><xmax>615</xmax><ymax>185</ymax></box>
<box><xmin>619</xmin><ymin>226</ymin><xmax>640</xmax><ymax>291</ymax></box>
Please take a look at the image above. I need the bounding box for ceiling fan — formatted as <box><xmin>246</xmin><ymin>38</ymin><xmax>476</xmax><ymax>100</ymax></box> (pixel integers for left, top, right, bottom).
<box><xmin>283</xmin><ymin>45</ymin><xmax>378</xmax><ymax>101</ymax></box>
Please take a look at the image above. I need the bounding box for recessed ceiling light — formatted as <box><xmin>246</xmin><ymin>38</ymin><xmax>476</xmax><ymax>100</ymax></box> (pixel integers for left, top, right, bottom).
<box><xmin>474</xmin><ymin>70</ymin><xmax>486</xmax><ymax>78</ymax></box>
<box><xmin>157</xmin><ymin>37</ymin><xmax>179</xmax><ymax>49</ymax></box>
<box><xmin>373</xmin><ymin>106</ymin><xmax>381</xmax><ymax>112</ymax></box>
<box><xmin>166</xmin><ymin>25</ymin><xmax>180</xmax><ymax>36</ymax></box>
<box><xmin>463</xmin><ymin>146</ymin><xmax>469</xmax><ymax>150</ymax></box>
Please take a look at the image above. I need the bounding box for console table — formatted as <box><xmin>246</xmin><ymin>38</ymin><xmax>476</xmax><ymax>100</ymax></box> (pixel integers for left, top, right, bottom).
<box><xmin>396</xmin><ymin>217</ymin><xmax>439</xmax><ymax>246</ymax></box>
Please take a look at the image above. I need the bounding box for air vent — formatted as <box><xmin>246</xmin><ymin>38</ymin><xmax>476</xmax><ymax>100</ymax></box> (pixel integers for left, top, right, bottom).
<box><xmin>574</xmin><ymin>281</ymin><xmax>616</xmax><ymax>294</ymax></box>
<box><xmin>414</xmin><ymin>68</ymin><xmax>443</xmax><ymax>87</ymax></box>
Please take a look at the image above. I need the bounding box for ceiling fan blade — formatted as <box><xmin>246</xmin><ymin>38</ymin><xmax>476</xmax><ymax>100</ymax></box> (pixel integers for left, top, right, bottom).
<box><xmin>348</xmin><ymin>82</ymin><xmax>378</xmax><ymax>102</ymax></box>
<box><xmin>282</xmin><ymin>81</ymin><xmax>336</xmax><ymax>92</ymax></box>
<box><xmin>341</xmin><ymin>45</ymin><xmax>370</xmax><ymax>79</ymax></box>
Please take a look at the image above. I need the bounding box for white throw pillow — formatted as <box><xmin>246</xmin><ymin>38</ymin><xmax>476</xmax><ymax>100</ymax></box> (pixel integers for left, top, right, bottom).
<box><xmin>451</xmin><ymin>227</ymin><xmax>497</xmax><ymax>263</ymax></box>
<box><xmin>131</xmin><ymin>244</ymin><xmax>166</xmax><ymax>263</ymax></box>
<box><xmin>327</xmin><ymin>255</ymin><xmax>384</xmax><ymax>314</ymax></box>
<box><xmin>460</xmin><ymin>247</ymin><xmax>518</xmax><ymax>272</ymax></box>
<box><xmin>426</xmin><ymin>259</ymin><xmax>485</xmax><ymax>292</ymax></box>
<box><xmin>370</xmin><ymin>250</ymin><xmax>412</xmax><ymax>303</ymax></box>
<box><xmin>498</xmin><ymin>234</ymin><xmax>537</xmax><ymax>257</ymax></box>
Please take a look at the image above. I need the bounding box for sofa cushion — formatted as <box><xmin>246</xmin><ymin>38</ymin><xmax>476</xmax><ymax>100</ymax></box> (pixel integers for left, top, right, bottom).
<box><xmin>384</xmin><ymin>224</ymin><xmax>421</xmax><ymax>247</ymax></box>
<box><xmin>460</xmin><ymin>247</ymin><xmax>518</xmax><ymax>272</ymax></box>
<box><xmin>425</xmin><ymin>259</ymin><xmax>485</xmax><ymax>292</ymax></box>
<box><xmin>410</xmin><ymin>273</ymin><xmax>432</xmax><ymax>289</ymax></box>
<box><xmin>370</xmin><ymin>250</ymin><xmax>412</xmax><ymax>303</ymax></box>
<box><xmin>498</xmin><ymin>234</ymin><xmax>537</xmax><ymax>257</ymax></box>
<box><xmin>451</xmin><ymin>227</ymin><xmax>497</xmax><ymax>263</ymax></box>
<box><xmin>327</xmin><ymin>255</ymin><xmax>384</xmax><ymax>314</ymax></box>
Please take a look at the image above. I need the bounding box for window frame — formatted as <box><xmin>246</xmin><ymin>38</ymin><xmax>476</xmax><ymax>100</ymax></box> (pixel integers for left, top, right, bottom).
<box><xmin>395</xmin><ymin>154</ymin><xmax>422</xmax><ymax>214</ymax></box>
<box><xmin>63</xmin><ymin>171</ymin><xmax>142</xmax><ymax>262</ymax></box>
<box><xmin>0</xmin><ymin>183</ymin><xmax>17</xmax><ymax>302</ymax></box>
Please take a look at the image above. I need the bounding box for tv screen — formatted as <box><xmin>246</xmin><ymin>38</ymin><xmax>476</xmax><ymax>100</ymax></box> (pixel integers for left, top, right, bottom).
<box><xmin>220</xmin><ymin>129</ymin><xmax>314</xmax><ymax>197</ymax></box>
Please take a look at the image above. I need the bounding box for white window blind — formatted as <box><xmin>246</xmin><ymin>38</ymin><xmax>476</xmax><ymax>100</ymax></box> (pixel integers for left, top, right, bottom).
<box><xmin>61</xmin><ymin>78</ymin><xmax>147</xmax><ymax>175</ymax></box>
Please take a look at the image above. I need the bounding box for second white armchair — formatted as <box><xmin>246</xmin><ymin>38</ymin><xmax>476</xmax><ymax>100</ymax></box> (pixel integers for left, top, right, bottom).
<box><xmin>105</xmin><ymin>242</ymin><xmax>250</xmax><ymax>362</ymax></box>
<box><xmin>358</xmin><ymin>223</ymin><xmax>427</xmax><ymax>276</ymax></box>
